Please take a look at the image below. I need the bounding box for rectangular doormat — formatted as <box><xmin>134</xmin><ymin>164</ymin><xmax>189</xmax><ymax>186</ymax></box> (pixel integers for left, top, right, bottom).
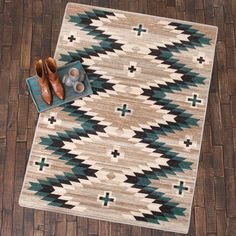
<box><xmin>20</xmin><ymin>3</ymin><xmax>217</xmax><ymax>234</ymax></box>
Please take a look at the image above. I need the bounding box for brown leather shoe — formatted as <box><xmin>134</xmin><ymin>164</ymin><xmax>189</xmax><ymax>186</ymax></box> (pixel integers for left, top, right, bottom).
<box><xmin>44</xmin><ymin>57</ymin><xmax>64</xmax><ymax>100</ymax></box>
<box><xmin>35</xmin><ymin>59</ymin><xmax>52</xmax><ymax>105</ymax></box>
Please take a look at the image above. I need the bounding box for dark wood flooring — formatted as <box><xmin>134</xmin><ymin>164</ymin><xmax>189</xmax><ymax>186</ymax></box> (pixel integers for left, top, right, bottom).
<box><xmin>0</xmin><ymin>0</ymin><xmax>235</xmax><ymax>235</ymax></box>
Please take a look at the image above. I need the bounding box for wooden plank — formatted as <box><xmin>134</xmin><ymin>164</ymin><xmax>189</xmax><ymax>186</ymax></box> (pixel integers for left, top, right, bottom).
<box><xmin>152</xmin><ymin>229</ymin><xmax>163</xmax><ymax>236</ymax></box>
<box><xmin>213</xmin><ymin>6</ymin><xmax>224</xmax><ymax>41</ymax></box>
<box><xmin>209</xmin><ymin>93</ymin><xmax>223</xmax><ymax>145</ymax></box>
<box><xmin>41</xmin><ymin>14</ymin><xmax>52</xmax><ymax>58</ymax></box>
<box><xmin>195</xmin><ymin>9</ymin><xmax>205</xmax><ymax>23</ymax></box>
<box><xmin>34</xmin><ymin>210</ymin><xmax>45</xmax><ymax>236</ymax></box>
<box><xmin>2</xmin><ymin>1</ymin><xmax>13</xmax><ymax>26</ymax></box>
<box><xmin>55</xmin><ymin>221</ymin><xmax>67</xmax><ymax>236</ymax></box>
<box><xmin>214</xmin><ymin>177</ymin><xmax>226</xmax><ymax>210</ymax></box>
<box><xmin>12</xmin><ymin>142</ymin><xmax>27</xmax><ymax>236</ymax></box>
<box><xmin>31</xmin><ymin>18</ymin><xmax>43</xmax><ymax>58</ymax></box>
<box><xmin>0</xmin><ymin>0</ymin><xmax>3</xmax><ymax>13</ymax></box>
<box><xmin>130</xmin><ymin>226</ymin><xmax>141</xmax><ymax>236</ymax></box>
<box><xmin>225</xmin><ymin>168</ymin><xmax>236</xmax><ymax>217</ymax></box>
<box><xmin>194</xmin><ymin>207</ymin><xmax>206</xmax><ymax>236</ymax></box>
<box><xmin>120</xmin><ymin>224</ymin><xmax>131</xmax><ymax>236</ymax></box>
<box><xmin>32</xmin><ymin>0</ymin><xmax>43</xmax><ymax>17</ymax></box>
<box><xmin>99</xmin><ymin>220</ymin><xmax>110</xmax><ymax>236</ymax></box>
<box><xmin>1</xmin><ymin>130</ymin><xmax>17</xmax><ymax>236</ymax></box>
<box><xmin>217</xmin><ymin>70</ymin><xmax>230</xmax><ymax>104</ymax></box>
<box><xmin>8</xmin><ymin>60</ymin><xmax>20</xmax><ymax>102</ymax></box>
<box><xmin>0</xmin><ymin>104</ymin><xmax>8</xmax><ymax>139</ymax></box>
<box><xmin>221</xmin><ymin>104</ymin><xmax>233</xmax><ymax>128</ymax></box>
<box><xmin>20</xmin><ymin>17</ymin><xmax>33</xmax><ymax>69</ymax></box>
<box><xmin>209</xmin><ymin>63</ymin><xmax>218</xmax><ymax>93</ymax></box>
<box><xmin>66</xmin><ymin>214</ymin><xmax>77</xmax><ymax>235</ymax></box>
<box><xmin>195</xmin><ymin>0</ymin><xmax>204</xmax><ymax>9</ymax></box>
<box><xmin>188</xmin><ymin>210</ymin><xmax>196</xmax><ymax>236</ymax></box>
<box><xmin>44</xmin><ymin>212</ymin><xmax>56</xmax><ymax>236</ymax></box>
<box><xmin>216</xmin><ymin>41</ymin><xmax>227</xmax><ymax>72</ymax></box>
<box><xmin>42</xmin><ymin>0</ymin><xmax>52</xmax><ymax>15</ymax></box>
<box><xmin>156</xmin><ymin>0</ymin><xmax>167</xmax><ymax>17</ymax></box>
<box><xmin>216</xmin><ymin>210</ymin><xmax>226</xmax><ymax>236</ymax></box>
<box><xmin>212</xmin><ymin>146</ymin><xmax>224</xmax><ymax>177</ymax></box>
<box><xmin>127</xmin><ymin>0</ymin><xmax>139</xmax><ymax>13</ymax></box>
<box><xmin>175</xmin><ymin>0</ymin><xmax>185</xmax><ymax>12</ymax></box>
<box><xmin>224</xmin><ymin>0</ymin><xmax>234</xmax><ymax>23</ymax></box>
<box><xmin>167</xmin><ymin>0</ymin><xmax>176</xmax><ymax>7</ymax></box>
<box><xmin>77</xmin><ymin>217</ymin><xmax>88</xmax><ymax>236</ymax></box>
<box><xmin>11</xmin><ymin>0</ymin><xmax>23</xmax><ymax>60</ymax></box>
<box><xmin>146</xmin><ymin>0</ymin><xmax>157</xmax><ymax>16</ymax></box>
<box><xmin>23</xmin><ymin>208</ymin><xmax>34</xmax><ymax>236</ymax></box>
<box><xmin>23</xmin><ymin>0</ymin><xmax>32</xmax><ymax>18</ymax></box>
<box><xmin>233</xmin><ymin>130</ymin><xmax>236</xmax><ymax>152</ymax></box>
<box><xmin>110</xmin><ymin>222</ymin><xmax>121</xmax><ymax>236</ymax></box>
<box><xmin>0</xmin><ymin>138</ymin><xmax>6</xmax><ymax>232</ymax></box>
<box><xmin>2</xmin><ymin>25</ymin><xmax>13</xmax><ymax>46</ymax></box>
<box><xmin>141</xmin><ymin>228</ymin><xmax>153</xmax><ymax>236</ymax></box>
<box><xmin>226</xmin><ymin>46</ymin><xmax>235</xmax><ymax>69</ymax></box>
<box><xmin>17</xmin><ymin>95</ymin><xmax>29</xmax><ymax>142</ymax></box>
<box><xmin>194</xmin><ymin>160</ymin><xmax>205</xmax><ymax>207</ymax></box>
<box><xmin>201</xmin><ymin>125</ymin><xmax>212</xmax><ymax>153</ymax></box>
<box><xmin>222</xmin><ymin>128</ymin><xmax>234</xmax><ymax>168</ymax></box>
<box><xmin>202</xmin><ymin>152</ymin><xmax>216</xmax><ymax>234</ymax></box>
<box><xmin>138</xmin><ymin>0</ymin><xmax>148</xmax><ymax>14</ymax></box>
<box><xmin>166</xmin><ymin>6</ymin><xmax>176</xmax><ymax>18</ymax></box>
<box><xmin>231</xmin><ymin>95</ymin><xmax>236</xmax><ymax>125</ymax></box>
<box><xmin>115</xmin><ymin>0</ymin><xmax>128</xmax><ymax>10</ymax></box>
<box><xmin>88</xmin><ymin>218</ymin><xmax>99</xmax><ymax>235</ymax></box>
<box><xmin>228</xmin><ymin>217</ymin><xmax>236</xmax><ymax>236</ymax></box>
<box><xmin>66</xmin><ymin>221</ymin><xmax>77</xmax><ymax>236</ymax></box>
<box><xmin>185</xmin><ymin>0</ymin><xmax>196</xmax><ymax>21</ymax></box>
<box><xmin>19</xmin><ymin>69</ymin><xmax>30</xmax><ymax>96</ymax></box>
<box><xmin>55</xmin><ymin>214</ymin><xmax>67</xmax><ymax>236</ymax></box>
<box><xmin>1</xmin><ymin>46</ymin><xmax>11</xmax><ymax>71</ymax></box>
<box><xmin>0</xmin><ymin>68</ymin><xmax>10</xmax><ymax>105</ymax></box>
<box><xmin>7</xmin><ymin>101</ymin><xmax>18</xmax><ymax>131</ymax></box>
<box><xmin>203</xmin><ymin>0</ymin><xmax>214</xmax><ymax>24</ymax></box>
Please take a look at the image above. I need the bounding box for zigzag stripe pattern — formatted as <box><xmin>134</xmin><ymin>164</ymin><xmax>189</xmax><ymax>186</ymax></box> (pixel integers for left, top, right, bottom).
<box><xmin>30</xmin><ymin>150</ymin><xmax>98</xmax><ymax>208</ymax></box>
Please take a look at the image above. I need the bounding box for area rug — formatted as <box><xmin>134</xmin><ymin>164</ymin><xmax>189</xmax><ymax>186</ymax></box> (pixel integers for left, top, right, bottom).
<box><xmin>20</xmin><ymin>3</ymin><xmax>217</xmax><ymax>234</ymax></box>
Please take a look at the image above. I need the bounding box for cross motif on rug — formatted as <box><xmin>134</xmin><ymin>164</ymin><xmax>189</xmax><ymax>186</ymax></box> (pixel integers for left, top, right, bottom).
<box><xmin>187</xmin><ymin>94</ymin><xmax>202</xmax><ymax>107</ymax></box>
<box><xmin>98</xmin><ymin>192</ymin><xmax>115</xmax><ymax>207</ymax></box>
<box><xmin>117</xmin><ymin>104</ymin><xmax>131</xmax><ymax>117</ymax></box>
<box><xmin>111</xmin><ymin>149</ymin><xmax>120</xmax><ymax>158</ymax></box>
<box><xmin>184</xmin><ymin>138</ymin><xmax>192</xmax><ymax>147</ymax></box>
<box><xmin>197</xmin><ymin>56</ymin><xmax>205</xmax><ymax>64</ymax></box>
<box><xmin>48</xmin><ymin>116</ymin><xmax>57</xmax><ymax>124</ymax></box>
<box><xmin>35</xmin><ymin>158</ymin><xmax>49</xmax><ymax>171</ymax></box>
<box><xmin>174</xmin><ymin>181</ymin><xmax>188</xmax><ymax>195</ymax></box>
<box><xmin>128</xmin><ymin>65</ymin><xmax>137</xmax><ymax>73</ymax></box>
<box><xmin>133</xmin><ymin>24</ymin><xmax>147</xmax><ymax>36</ymax></box>
<box><xmin>68</xmin><ymin>35</ymin><xmax>76</xmax><ymax>42</ymax></box>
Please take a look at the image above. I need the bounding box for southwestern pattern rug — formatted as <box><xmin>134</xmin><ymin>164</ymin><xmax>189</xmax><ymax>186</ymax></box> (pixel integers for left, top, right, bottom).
<box><xmin>20</xmin><ymin>3</ymin><xmax>217</xmax><ymax>233</ymax></box>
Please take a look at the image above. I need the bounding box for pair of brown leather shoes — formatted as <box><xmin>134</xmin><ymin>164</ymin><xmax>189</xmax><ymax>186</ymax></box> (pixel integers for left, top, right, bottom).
<box><xmin>35</xmin><ymin>57</ymin><xmax>64</xmax><ymax>105</ymax></box>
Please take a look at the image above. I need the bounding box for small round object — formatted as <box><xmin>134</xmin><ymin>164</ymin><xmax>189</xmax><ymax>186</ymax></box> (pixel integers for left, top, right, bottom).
<box><xmin>68</xmin><ymin>67</ymin><xmax>80</xmax><ymax>82</ymax></box>
<box><xmin>73</xmin><ymin>81</ymin><xmax>85</xmax><ymax>93</ymax></box>
<box><xmin>62</xmin><ymin>74</ymin><xmax>73</xmax><ymax>87</ymax></box>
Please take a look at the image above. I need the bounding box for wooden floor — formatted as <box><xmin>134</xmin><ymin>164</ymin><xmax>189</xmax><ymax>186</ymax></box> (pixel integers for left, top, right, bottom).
<box><xmin>0</xmin><ymin>0</ymin><xmax>235</xmax><ymax>235</ymax></box>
